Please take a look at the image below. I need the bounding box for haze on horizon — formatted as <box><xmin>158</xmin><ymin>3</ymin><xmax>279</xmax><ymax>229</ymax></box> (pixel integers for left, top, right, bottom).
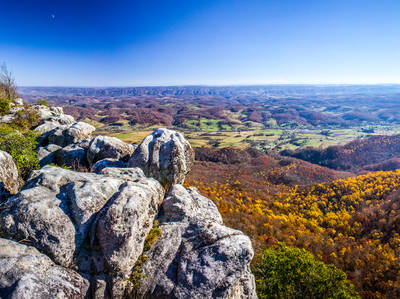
<box><xmin>1</xmin><ymin>0</ymin><xmax>399</xmax><ymax>87</ymax></box>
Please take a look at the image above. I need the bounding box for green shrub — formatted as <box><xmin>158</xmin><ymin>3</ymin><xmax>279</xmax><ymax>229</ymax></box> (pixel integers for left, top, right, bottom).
<box><xmin>36</xmin><ymin>99</ymin><xmax>49</xmax><ymax>106</ymax></box>
<box><xmin>11</xmin><ymin>104</ymin><xmax>40</xmax><ymax>131</ymax></box>
<box><xmin>0</xmin><ymin>124</ymin><xmax>39</xmax><ymax>178</ymax></box>
<box><xmin>0</xmin><ymin>97</ymin><xmax>11</xmax><ymax>115</ymax></box>
<box><xmin>252</xmin><ymin>243</ymin><xmax>359</xmax><ymax>299</ymax></box>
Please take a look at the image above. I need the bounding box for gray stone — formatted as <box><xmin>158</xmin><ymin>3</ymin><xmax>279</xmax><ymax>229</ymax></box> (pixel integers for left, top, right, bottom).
<box><xmin>161</xmin><ymin>185</ymin><xmax>223</xmax><ymax>223</ymax></box>
<box><xmin>0</xmin><ymin>165</ymin><xmax>125</xmax><ymax>267</ymax></box>
<box><xmin>36</xmin><ymin>144</ymin><xmax>62</xmax><ymax>167</ymax></box>
<box><xmin>91</xmin><ymin>158</ymin><xmax>127</xmax><ymax>173</ymax></box>
<box><xmin>128</xmin><ymin>128</ymin><xmax>194</xmax><ymax>187</ymax></box>
<box><xmin>55</xmin><ymin>143</ymin><xmax>88</xmax><ymax>168</ymax></box>
<box><xmin>95</xmin><ymin>179</ymin><xmax>164</xmax><ymax>296</ymax></box>
<box><xmin>77</xmin><ymin>138</ymin><xmax>92</xmax><ymax>150</ymax></box>
<box><xmin>0</xmin><ymin>104</ymin><xmax>74</xmax><ymax>129</ymax></box>
<box><xmin>98</xmin><ymin>167</ymin><xmax>146</xmax><ymax>182</ymax></box>
<box><xmin>87</xmin><ymin>136</ymin><xmax>135</xmax><ymax>165</ymax></box>
<box><xmin>47</xmin><ymin>122</ymin><xmax>95</xmax><ymax>147</ymax></box>
<box><xmin>134</xmin><ymin>185</ymin><xmax>257</xmax><ymax>299</ymax></box>
<box><xmin>0</xmin><ymin>125</ymin><xmax>257</xmax><ymax>299</ymax></box>
<box><xmin>0</xmin><ymin>238</ymin><xmax>90</xmax><ymax>299</ymax></box>
<box><xmin>0</xmin><ymin>150</ymin><xmax>19</xmax><ymax>198</ymax></box>
<box><xmin>35</xmin><ymin>121</ymin><xmax>62</xmax><ymax>134</ymax></box>
<box><xmin>34</xmin><ymin>105</ymin><xmax>75</xmax><ymax>125</ymax></box>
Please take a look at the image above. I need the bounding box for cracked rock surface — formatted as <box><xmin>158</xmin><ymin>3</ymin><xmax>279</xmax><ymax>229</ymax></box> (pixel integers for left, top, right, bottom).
<box><xmin>0</xmin><ymin>125</ymin><xmax>257</xmax><ymax>298</ymax></box>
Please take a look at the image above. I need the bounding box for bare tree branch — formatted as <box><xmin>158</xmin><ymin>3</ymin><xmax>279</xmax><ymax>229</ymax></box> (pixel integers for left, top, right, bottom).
<box><xmin>0</xmin><ymin>63</ymin><xmax>18</xmax><ymax>100</ymax></box>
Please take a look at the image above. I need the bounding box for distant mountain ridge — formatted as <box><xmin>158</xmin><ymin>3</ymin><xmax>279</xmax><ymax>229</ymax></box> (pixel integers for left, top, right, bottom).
<box><xmin>19</xmin><ymin>84</ymin><xmax>400</xmax><ymax>98</ymax></box>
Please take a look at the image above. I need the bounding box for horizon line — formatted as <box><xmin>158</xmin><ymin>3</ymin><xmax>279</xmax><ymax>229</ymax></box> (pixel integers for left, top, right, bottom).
<box><xmin>18</xmin><ymin>83</ymin><xmax>400</xmax><ymax>89</ymax></box>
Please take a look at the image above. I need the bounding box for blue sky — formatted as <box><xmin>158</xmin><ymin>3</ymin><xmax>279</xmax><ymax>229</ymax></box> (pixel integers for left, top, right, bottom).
<box><xmin>0</xmin><ymin>0</ymin><xmax>399</xmax><ymax>86</ymax></box>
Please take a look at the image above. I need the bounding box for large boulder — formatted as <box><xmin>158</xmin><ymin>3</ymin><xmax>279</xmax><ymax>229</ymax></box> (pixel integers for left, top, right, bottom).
<box><xmin>91</xmin><ymin>158</ymin><xmax>127</xmax><ymax>173</ymax></box>
<box><xmin>134</xmin><ymin>185</ymin><xmax>257</xmax><ymax>299</ymax></box>
<box><xmin>128</xmin><ymin>128</ymin><xmax>194</xmax><ymax>187</ymax></box>
<box><xmin>55</xmin><ymin>143</ymin><xmax>88</xmax><ymax>168</ymax></box>
<box><xmin>0</xmin><ymin>238</ymin><xmax>90</xmax><ymax>298</ymax></box>
<box><xmin>33</xmin><ymin>105</ymin><xmax>75</xmax><ymax>135</ymax></box>
<box><xmin>36</xmin><ymin>144</ymin><xmax>62</xmax><ymax>167</ymax></box>
<box><xmin>96</xmin><ymin>167</ymin><xmax>146</xmax><ymax>181</ymax></box>
<box><xmin>34</xmin><ymin>105</ymin><xmax>75</xmax><ymax>126</ymax></box>
<box><xmin>0</xmin><ymin>166</ymin><xmax>124</xmax><ymax>267</ymax></box>
<box><xmin>46</xmin><ymin>122</ymin><xmax>96</xmax><ymax>147</ymax></box>
<box><xmin>87</xmin><ymin>136</ymin><xmax>136</xmax><ymax>165</ymax></box>
<box><xmin>95</xmin><ymin>179</ymin><xmax>164</xmax><ymax>296</ymax></box>
<box><xmin>0</xmin><ymin>150</ymin><xmax>19</xmax><ymax>199</ymax></box>
<box><xmin>0</xmin><ymin>165</ymin><xmax>164</xmax><ymax>274</ymax></box>
<box><xmin>35</xmin><ymin>121</ymin><xmax>63</xmax><ymax>135</ymax></box>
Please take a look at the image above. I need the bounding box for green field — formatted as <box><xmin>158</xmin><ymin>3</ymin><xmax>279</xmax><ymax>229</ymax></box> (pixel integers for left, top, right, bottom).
<box><xmin>95</xmin><ymin>120</ymin><xmax>400</xmax><ymax>151</ymax></box>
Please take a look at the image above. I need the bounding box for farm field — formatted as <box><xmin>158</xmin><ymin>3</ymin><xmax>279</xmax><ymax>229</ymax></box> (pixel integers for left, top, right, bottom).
<box><xmin>94</xmin><ymin>122</ymin><xmax>400</xmax><ymax>151</ymax></box>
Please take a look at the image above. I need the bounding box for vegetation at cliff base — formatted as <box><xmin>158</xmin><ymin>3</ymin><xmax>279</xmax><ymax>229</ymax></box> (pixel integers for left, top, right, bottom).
<box><xmin>0</xmin><ymin>124</ymin><xmax>39</xmax><ymax>178</ymax></box>
<box><xmin>0</xmin><ymin>65</ymin><xmax>40</xmax><ymax>178</ymax></box>
<box><xmin>253</xmin><ymin>243</ymin><xmax>359</xmax><ymax>299</ymax></box>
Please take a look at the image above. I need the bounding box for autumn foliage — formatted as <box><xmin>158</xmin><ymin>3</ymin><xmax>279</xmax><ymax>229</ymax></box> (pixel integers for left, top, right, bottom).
<box><xmin>187</xmin><ymin>155</ymin><xmax>400</xmax><ymax>298</ymax></box>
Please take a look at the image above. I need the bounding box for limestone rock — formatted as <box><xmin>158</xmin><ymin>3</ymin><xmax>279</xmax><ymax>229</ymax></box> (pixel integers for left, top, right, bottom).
<box><xmin>96</xmin><ymin>179</ymin><xmax>164</xmax><ymax>295</ymax></box>
<box><xmin>35</xmin><ymin>121</ymin><xmax>63</xmax><ymax>135</ymax></box>
<box><xmin>0</xmin><ymin>150</ymin><xmax>20</xmax><ymax>198</ymax></box>
<box><xmin>34</xmin><ymin>105</ymin><xmax>75</xmax><ymax>125</ymax></box>
<box><xmin>0</xmin><ymin>124</ymin><xmax>257</xmax><ymax>299</ymax></box>
<box><xmin>91</xmin><ymin>158</ymin><xmax>127</xmax><ymax>173</ymax></box>
<box><xmin>36</xmin><ymin>144</ymin><xmax>62</xmax><ymax>167</ymax></box>
<box><xmin>37</xmin><ymin>122</ymin><xmax>95</xmax><ymax>147</ymax></box>
<box><xmin>135</xmin><ymin>185</ymin><xmax>257</xmax><ymax>299</ymax></box>
<box><xmin>0</xmin><ymin>165</ymin><xmax>165</xmax><ymax>277</ymax></box>
<box><xmin>87</xmin><ymin>136</ymin><xmax>135</xmax><ymax>165</ymax></box>
<box><xmin>55</xmin><ymin>143</ymin><xmax>87</xmax><ymax>168</ymax></box>
<box><xmin>97</xmin><ymin>167</ymin><xmax>146</xmax><ymax>182</ymax></box>
<box><xmin>0</xmin><ymin>165</ymin><xmax>125</xmax><ymax>267</ymax></box>
<box><xmin>0</xmin><ymin>238</ymin><xmax>90</xmax><ymax>298</ymax></box>
<box><xmin>128</xmin><ymin>128</ymin><xmax>194</xmax><ymax>186</ymax></box>
<box><xmin>46</xmin><ymin>122</ymin><xmax>95</xmax><ymax>147</ymax></box>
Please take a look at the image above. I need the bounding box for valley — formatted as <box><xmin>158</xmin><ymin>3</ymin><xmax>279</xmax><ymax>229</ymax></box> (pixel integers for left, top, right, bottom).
<box><xmin>14</xmin><ymin>85</ymin><xmax>400</xmax><ymax>298</ymax></box>
<box><xmin>20</xmin><ymin>85</ymin><xmax>400</xmax><ymax>151</ymax></box>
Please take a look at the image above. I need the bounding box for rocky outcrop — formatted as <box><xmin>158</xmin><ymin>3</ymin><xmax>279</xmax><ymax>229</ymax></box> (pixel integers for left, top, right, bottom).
<box><xmin>96</xmin><ymin>179</ymin><xmax>164</xmax><ymax>296</ymax></box>
<box><xmin>134</xmin><ymin>185</ymin><xmax>257</xmax><ymax>299</ymax></box>
<box><xmin>55</xmin><ymin>143</ymin><xmax>87</xmax><ymax>167</ymax></box>
<box><xmin>34</xmin><ymin>105</ymin><xmax>75</xmax><ymax>128</ymax></box>
<box><xmin>13</xmin><ymin>98</ymin><xmax>24</xmax><ymax>106</ymax></box>
<box><xmin>0</xmin><ymin>126</ymin><xmax>257</xmax><ymax>298</ymax></box>
<box><xmin>0</xmin><ymin>150</ymin><xmax>20</xmax><ymax>198</ymax></box>
<box><xmin>0</xmin><ymin>166</ymin><xmax>125</xmax><ymax>267</ymax></box>
<box><xmin>128</xmin><ymin>128</ymin><xmax>194</xmax><ymax>187</ymax></box>
<box><xmin>96</xmin><ymin>167</ymin><xmax>146</xmax><ymax>181</ymax></box>
<box><xmin>87</xmin><ymin>136</ymin><xmax>136</xmax><ymax>165</ymax></box>
<box><xmin>44</xmin><ymin>122</ymin><xmax>96</xmax><ymax>147</ymax></box>
<box><xmin>36</xmin><ymin>144</ymin><xmax>62</xmax><ymax>167</ymax></box>
<box><xmin>91</xmin><ymin>158</ymin><xmax>127</xmax><ymax>173</ymax></box>
<box><xmin>0</xmin><ymin>104</ymin><xmax>74</xmax><ymax>129</ymax></box>
<box><xmin>0</xmin><ymin>238</ymin><xmax>90</xmax><ymax>298</ymax></box>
